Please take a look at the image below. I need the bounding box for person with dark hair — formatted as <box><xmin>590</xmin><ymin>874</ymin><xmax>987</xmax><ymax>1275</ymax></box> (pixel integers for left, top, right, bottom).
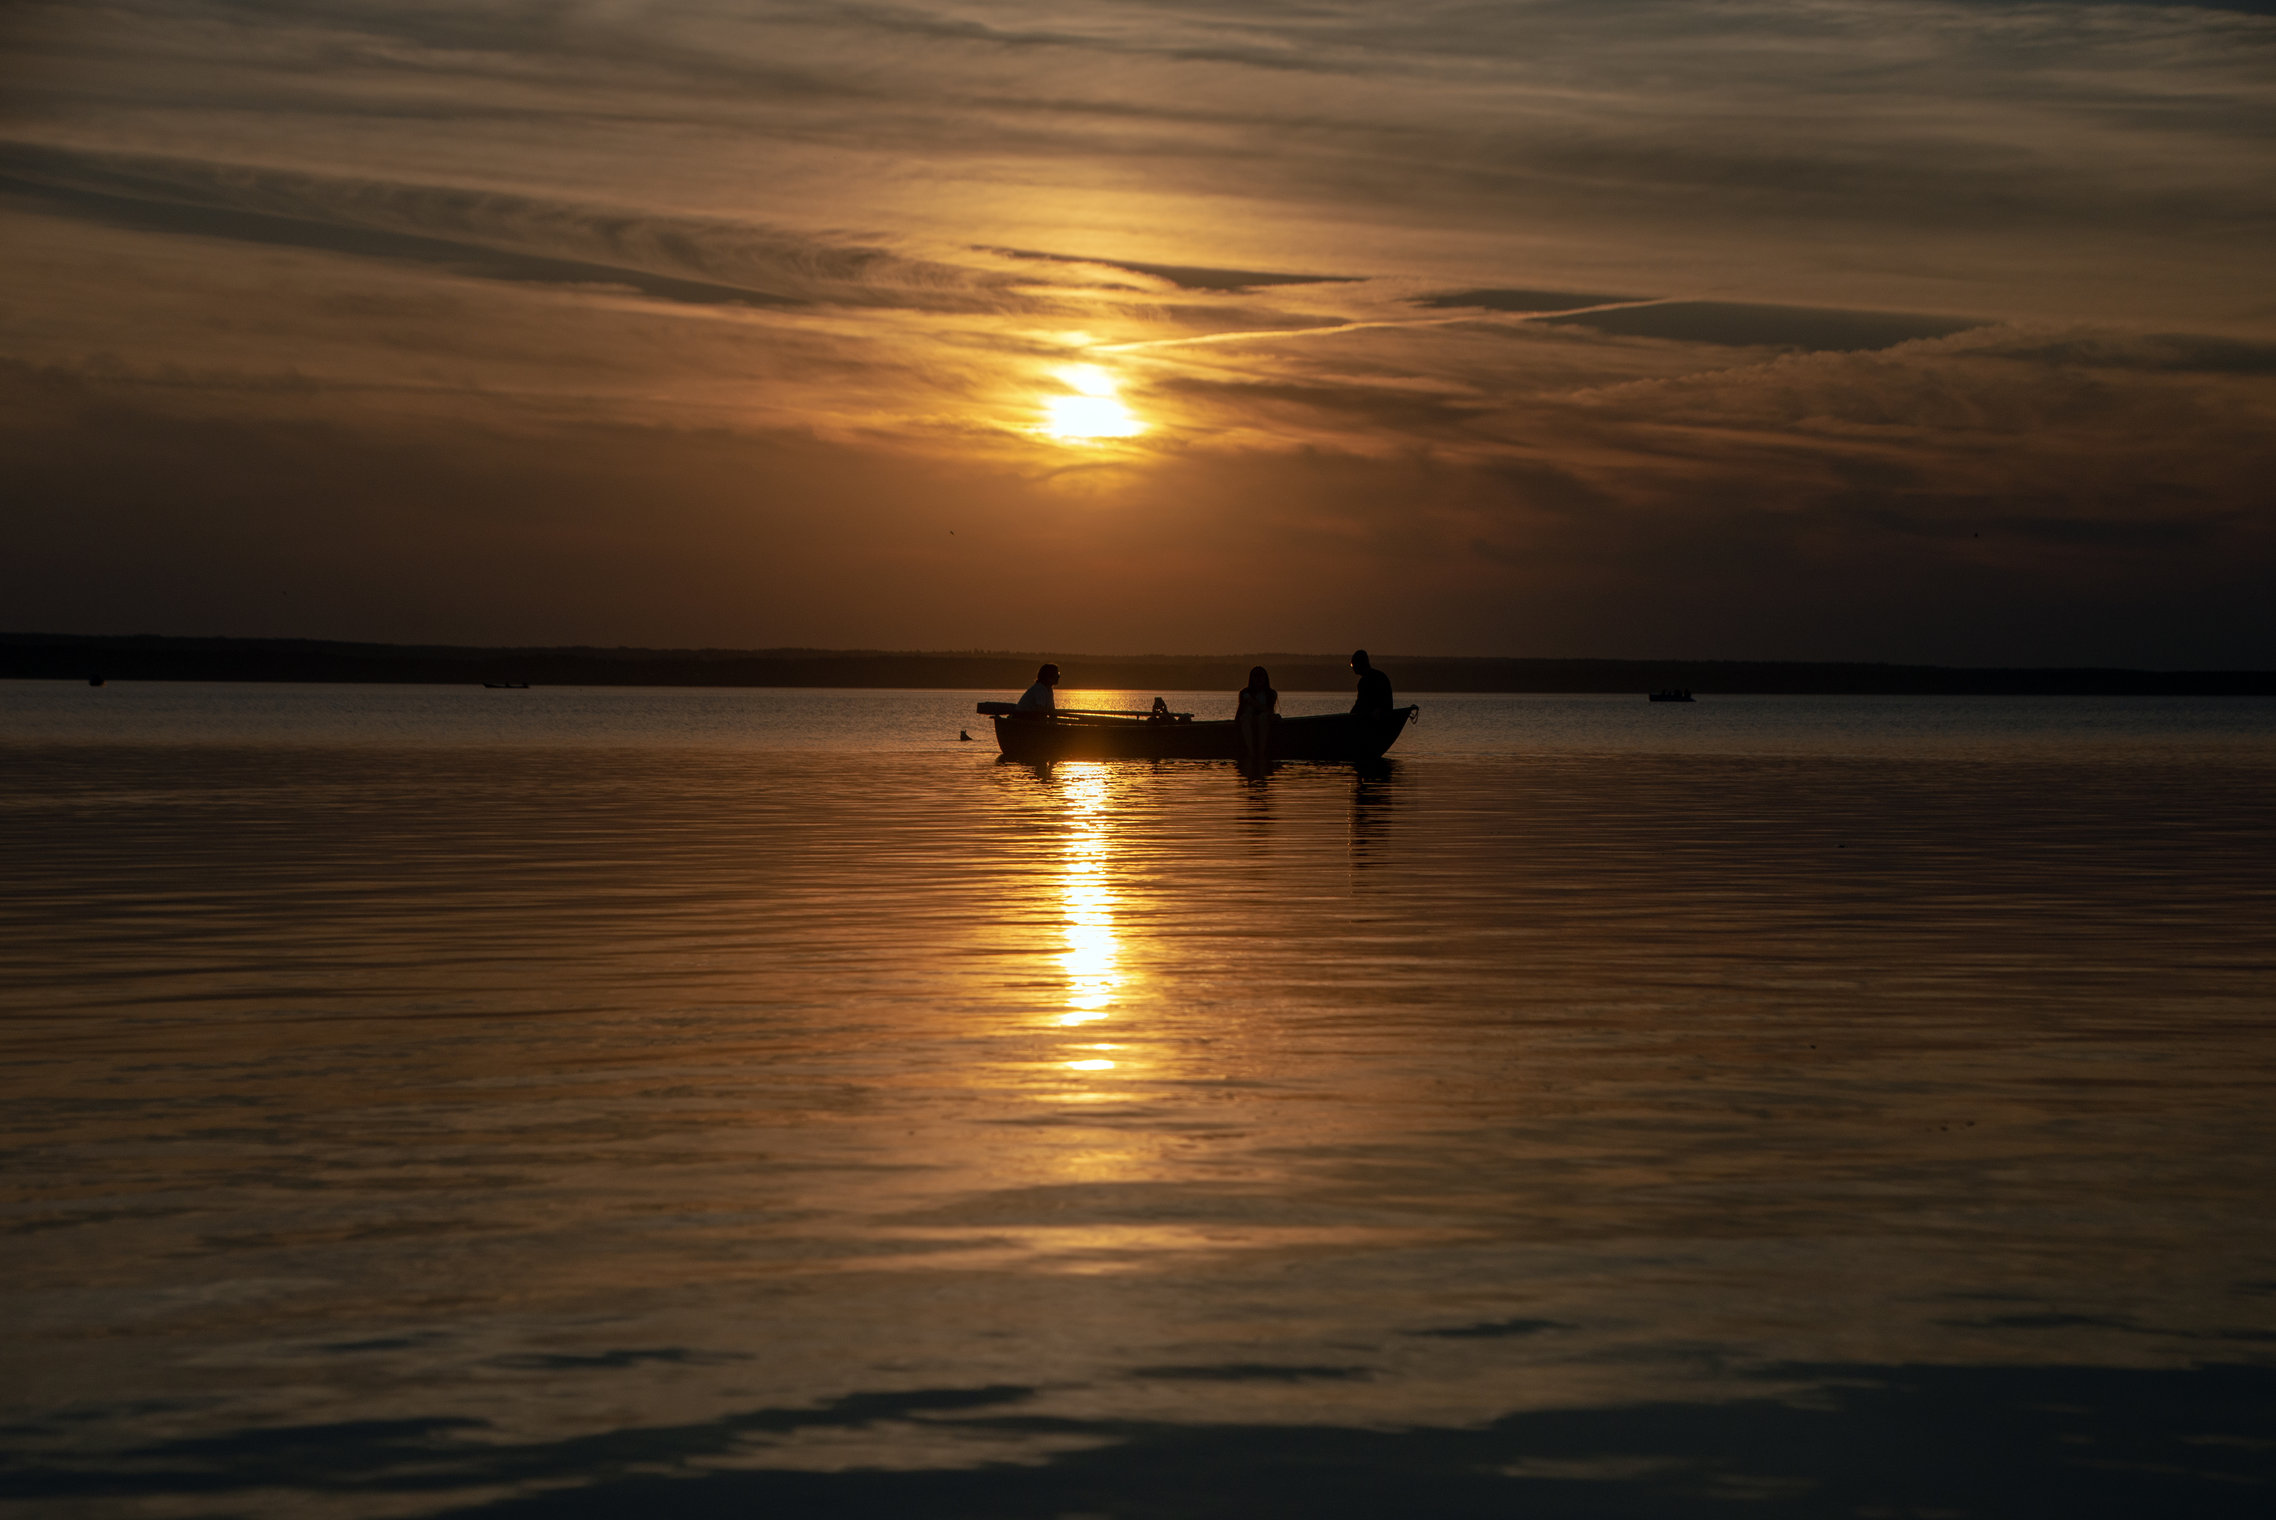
<box><xmin>1350</xmin><ymin>649</ymin><xmax>1393</xmax><ymax>715</ymax></box>
<box><xmin>1016</xmin><ymin>662</ymin><xmax>1060</xmax><ymax>713</ymax></box>
<box><xmin>1236</xmin><ymin>665</ymin><xmax>1278</xmax><ymax>765</ymax></box>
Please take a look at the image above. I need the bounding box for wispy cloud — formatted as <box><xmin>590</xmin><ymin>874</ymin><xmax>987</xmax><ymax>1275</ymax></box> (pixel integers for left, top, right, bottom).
<box><xmin>0</xmin><ymin>141</ymin><xmax>1051</xmax><ymax>315</ymax></box>
<box><xmin>983</xmin><ymin>247</ymin><xmax>1356</xmax><ymax>293</ymax></box>
<box><xmin>1539</xmin><ymin>303</ymin><xmax>1985</xmax><ymax>351</ymax></box>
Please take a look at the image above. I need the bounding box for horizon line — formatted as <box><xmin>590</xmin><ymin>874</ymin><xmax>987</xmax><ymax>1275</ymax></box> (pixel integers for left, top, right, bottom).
<box><xmin>5</xmin><ymin>630</ymin><xmax>2274</xmax><ymax>676</ymax></box>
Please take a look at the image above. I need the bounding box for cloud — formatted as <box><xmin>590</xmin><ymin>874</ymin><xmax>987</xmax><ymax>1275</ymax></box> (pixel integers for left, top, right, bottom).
<box><xmin>1970</xmin><ymin>330</ymin><xmax>2276</xmax><ymax>374</ymax></box>
<box><xmin>1413</xmin><ymin>289</ymin><xmax>1648</xmax><ymax>314</ymax></box>
<box><xmin>1540</xmin><ymin>303</ymin><xmax>1985</xmax><ymax>352</ymax></box>
<box><xmin>0</xmin><ymin>158</ymin><xmax>800</xmax><ymax>313</ymax></box>
<box><xmin>0</xmin><ymin>141</ymin><xmax>1049</xmax><ymax>316</ymax></box>
<box><xmin>1140</xmin><ymin>373</ymin><xmax>1498</xmax><ymax>450</ymax></box>
<box><xmin>985</xmin><ymin>246</ymin><xmax>1355</xmax><ymax>292</ymax></box>
<box><xmin>18</xmin><ymin>2</ymin><xmax>2274</xmax><ymax>279</ymax></box>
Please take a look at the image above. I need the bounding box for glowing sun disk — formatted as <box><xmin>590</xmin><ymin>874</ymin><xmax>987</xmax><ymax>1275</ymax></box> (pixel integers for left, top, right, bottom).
<box><xmin>1040</xmin><ymin>364</ymin><xmax>1144</xmax><ymax>442</ymax></box>
<box><xmin>1043</xmin><ymin>394</ymin><xmax>1143</xmax><ymax>440</ymax></box>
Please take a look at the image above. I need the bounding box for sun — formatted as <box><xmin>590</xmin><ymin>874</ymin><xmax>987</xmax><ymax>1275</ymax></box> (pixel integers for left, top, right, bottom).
<box><xmin>1039</xmin><ymin>364</ymin><xmax>1145</xmax><ymax>442</ymax></box>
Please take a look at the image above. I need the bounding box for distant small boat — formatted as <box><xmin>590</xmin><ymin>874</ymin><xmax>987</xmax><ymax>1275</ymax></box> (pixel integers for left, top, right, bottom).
<box><xmin>483</xmin><ymin>682</ymin><xmax>531</xmax><ymax>689</ymax></box>
<box><xmin>977</xmin><ymin>702</ymin><xmax>1417</xmax><ymax>763</ymax></box>
<box><xmin>1648</xmin><ymin>689</ymin><xmax>1695</xmax><ymax>703</ymax></box>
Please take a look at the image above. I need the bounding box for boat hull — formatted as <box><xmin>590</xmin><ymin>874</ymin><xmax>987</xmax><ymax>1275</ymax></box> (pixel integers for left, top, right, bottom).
<box><xmin>990</xmin><ymin>707</ymin><xmax>1416</xmax><ymax>764</ymax></box>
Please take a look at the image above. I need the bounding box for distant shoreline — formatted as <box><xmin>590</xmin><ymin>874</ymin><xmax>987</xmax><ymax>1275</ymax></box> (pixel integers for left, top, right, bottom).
<box><xmin>4</xmin><ymin>633</ymin><xmax>2270</xmax><ymax>696</ymax></box>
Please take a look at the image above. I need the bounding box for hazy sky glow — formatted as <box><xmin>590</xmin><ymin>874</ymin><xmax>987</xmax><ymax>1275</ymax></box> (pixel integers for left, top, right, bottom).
<box><xmin>4</xmin><ymin>1</ymin><xmax>2273</xmax><ymax>661</ymax></box>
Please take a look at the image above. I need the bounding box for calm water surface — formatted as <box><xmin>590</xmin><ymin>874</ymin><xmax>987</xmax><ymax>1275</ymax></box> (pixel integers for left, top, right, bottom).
<box><xmin>4</xmin><ymin>684</ymin><xmax>2275</xmax><ymax>1516</ymax></box>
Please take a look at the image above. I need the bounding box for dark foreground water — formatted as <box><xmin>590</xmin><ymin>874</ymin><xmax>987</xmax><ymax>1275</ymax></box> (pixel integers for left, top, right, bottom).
<box><xmin>4</xmin><ymin>684</ymin><xmax>2275</xmax><ymax>1517</ymax></box>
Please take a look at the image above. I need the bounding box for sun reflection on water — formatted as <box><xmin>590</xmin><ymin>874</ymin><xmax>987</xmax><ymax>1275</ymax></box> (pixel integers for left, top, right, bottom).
<box><xmin>1058</xmin><ymin>764</ymin><xmax>1122</xmax><ymax>1027</ymax></box>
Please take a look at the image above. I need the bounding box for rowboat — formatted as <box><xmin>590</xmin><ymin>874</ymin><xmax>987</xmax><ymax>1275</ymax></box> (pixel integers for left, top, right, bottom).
<box><xmin>976</xmin><ymin>702</ymin><xmax>1418</xmax><ymax>763</ymax></box>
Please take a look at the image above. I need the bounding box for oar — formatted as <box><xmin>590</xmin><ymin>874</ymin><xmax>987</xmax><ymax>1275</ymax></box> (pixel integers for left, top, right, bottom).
<box><xmin>975</xmin><ymin>702</ymin><xmax>1194</xmax><ymax>720</ymax></box>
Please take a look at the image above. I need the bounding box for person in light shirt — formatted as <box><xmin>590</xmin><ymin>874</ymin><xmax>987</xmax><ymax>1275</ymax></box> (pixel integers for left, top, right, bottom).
<box><xmin>1015</xmin><ymin>662</ymin><xmax>1060</xmax><ymax>713</ymax></box>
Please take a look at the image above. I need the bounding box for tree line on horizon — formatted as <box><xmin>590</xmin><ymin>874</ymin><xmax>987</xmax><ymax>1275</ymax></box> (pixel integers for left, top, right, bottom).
<box><xmin>3</xmin><ymin>633</ymin><xmax>2269</xmax><ymax>694</ymax></box>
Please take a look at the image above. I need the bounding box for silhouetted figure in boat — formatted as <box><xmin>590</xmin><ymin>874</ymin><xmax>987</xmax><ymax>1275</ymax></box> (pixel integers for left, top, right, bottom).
<box><xmin>1350</xmin><ymin>649</ymin><xmax>1394</xmax><ymax>716</ymax></box>
<box><xmin>1236</xmin><ymin>665</ymin><xmax>1278</xmax><ymax>766</ymax></box>
<box><xmin>1015</xmin><ymin>662</ymin><xmax>1059</xmax><ymax>715</ymax></box>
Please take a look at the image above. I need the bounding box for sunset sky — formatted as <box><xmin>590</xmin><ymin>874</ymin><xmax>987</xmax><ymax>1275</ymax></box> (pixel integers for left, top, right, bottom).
<box><xmin>5</xmin><ymin>1</ymin><xmax>2272</xmax><ymax>664</ymax></box>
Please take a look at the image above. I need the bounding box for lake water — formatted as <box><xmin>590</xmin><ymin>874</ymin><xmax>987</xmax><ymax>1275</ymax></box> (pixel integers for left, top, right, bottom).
<box><xmin>4</xmin><ymin>683</ymin><xmax>2275</xmax><ymax>1517</ymax></box>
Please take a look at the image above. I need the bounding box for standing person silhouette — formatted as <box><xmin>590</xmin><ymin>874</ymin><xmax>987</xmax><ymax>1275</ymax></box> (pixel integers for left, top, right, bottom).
<box><xmin>1350</xmin><ymin>649</ymin><xmax>1393</xmax><ymax>716</ymax></box>
<box><xmin>1015</xmin><ymin>662</ymin><xmax>1060</xmax><ymax>713</ymax></box>
<box><xmin>1236</xmin><ymin>665</ymin><xmax>1278</xmax><ymax>766</ymax></box>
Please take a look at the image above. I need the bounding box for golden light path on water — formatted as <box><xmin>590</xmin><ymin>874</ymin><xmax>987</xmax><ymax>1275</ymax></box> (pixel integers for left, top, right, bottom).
<box><xmin>1056</xmin><ymin>766</ymin><xmax>1122</xmax><ymax>1090</ymax></box>
<box><xmin>1038</xmin><ymin>763</ymin><xmax>1153</xmax><ymax>1237</ymax></box>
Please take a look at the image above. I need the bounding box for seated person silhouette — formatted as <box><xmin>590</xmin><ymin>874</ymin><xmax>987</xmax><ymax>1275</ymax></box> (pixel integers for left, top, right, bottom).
<box><xmin>1237</xmin><ymin>665</ymin><xmax>1278</xmax><ymax>764</ymax></box>
<box><xmin>1350</xmin><ymin>649</ymin><xmax>1394</xmax><ymax>715</ymax></box>
<box><xmin>1015</xmin><ymin>663</ymin><xmax>1059</xmax><ymax>714</ymax></box>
